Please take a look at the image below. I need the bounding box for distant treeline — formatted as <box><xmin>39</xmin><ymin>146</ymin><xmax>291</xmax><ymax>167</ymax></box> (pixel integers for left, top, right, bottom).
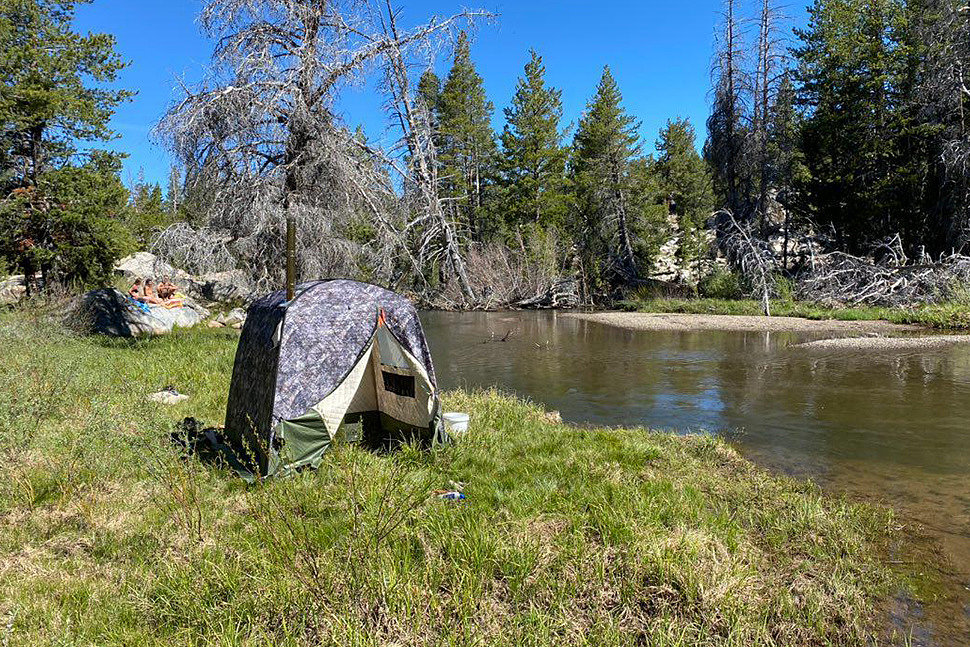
<box><xmin>1</xmin><ymin>0</ymin><xmax>967</xmax><ymax>306</ymax></box>
<box><xmin>708</xmin><ymin>0</ymin><xmax>970</xmax><ymax>259</ymax></box>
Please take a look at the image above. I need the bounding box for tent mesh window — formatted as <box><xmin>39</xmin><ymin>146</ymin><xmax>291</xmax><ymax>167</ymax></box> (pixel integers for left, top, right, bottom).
<box><xmin>382</xmin><ymin>370</ymin><xmax>415</xmax><ymax>398</ymax></box>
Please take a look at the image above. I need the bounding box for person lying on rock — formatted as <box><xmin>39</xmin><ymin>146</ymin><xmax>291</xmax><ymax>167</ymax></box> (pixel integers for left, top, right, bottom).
<box><xmin>158</xmin><ymin>277</ymin><xmax>186</xmax><ymax>309</ymax></box>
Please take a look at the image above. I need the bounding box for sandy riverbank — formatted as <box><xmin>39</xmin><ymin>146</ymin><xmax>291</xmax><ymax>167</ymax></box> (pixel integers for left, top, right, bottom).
<box><xmin>792</xmin><ymin>334</ymin><xmax>970</xmax><ymax>350</ymax></box>
<box><xmin>567</xmin><ymin>311</ymin><xmax>919</xmax><ymax>334</ymax></box>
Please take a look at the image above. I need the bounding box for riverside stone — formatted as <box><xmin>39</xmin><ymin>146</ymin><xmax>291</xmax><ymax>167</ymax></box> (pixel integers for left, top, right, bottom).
<box><xmin>75</xmin><ymin>288</ymin><xmax>210</xmax><ymax>337</ymax></box>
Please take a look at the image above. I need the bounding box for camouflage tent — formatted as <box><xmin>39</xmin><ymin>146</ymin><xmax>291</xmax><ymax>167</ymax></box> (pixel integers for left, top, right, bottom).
<box><xmin>224</xmin><ymin>280</ymin><xmax>443</xmax><ymax>477</ymax></box>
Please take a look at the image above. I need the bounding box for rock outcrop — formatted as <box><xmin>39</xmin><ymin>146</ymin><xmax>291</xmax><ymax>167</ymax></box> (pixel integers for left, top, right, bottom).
<box><xmin>648</xmin><ymin>214</ymin><xmax>723</xmax><ymax>285</ymax></box>
<box><xmin>0</xmin><ymin>275</ymin><xmax>27</xmax><ymax>305</ymax></box>
<box><xmin>115</xmin><ymin>252</ymin><xmax>192</xmax><ymax>283</ymax></box>
<box><xmin>190</xmin><ymin>270</ymin><xmax>252</xmax><ymax>303</ymax></box>
<box><xmin>113</xmin><ymin>252</ymin><xmax>253</xmax><ymax>304</ymax></box>
<box><xmin>218</xmin><ymin>307</ymin><xmax>248</xmax><ymax>328</ymax></box>
<box><xmin>75</xmin><ymin>288</ymin><xmax>210</xmax><ymax>337</ymax></box>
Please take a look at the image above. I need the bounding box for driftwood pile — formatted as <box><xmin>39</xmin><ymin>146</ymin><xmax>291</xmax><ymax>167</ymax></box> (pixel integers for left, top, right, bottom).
<box><xmin>797</xmin><ymin>245</ymin><xmax>970</xmax><ymax>307</ymax></box>
<box><xmin>718</xmin><ymin>214</ymin><xmax>970</xmax><ymax>308</ymax></box>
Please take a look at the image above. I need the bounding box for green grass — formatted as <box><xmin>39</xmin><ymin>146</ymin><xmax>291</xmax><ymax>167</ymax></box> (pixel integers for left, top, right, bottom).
<box><xmin>0</xmin><ymin>314</ymin><xmax>908</xmax><ymax>645</ymax></box>
<box><xmin>621</xmin><ymin>297</ymin><xmax>970</xmax><ymax>330</ymax></box>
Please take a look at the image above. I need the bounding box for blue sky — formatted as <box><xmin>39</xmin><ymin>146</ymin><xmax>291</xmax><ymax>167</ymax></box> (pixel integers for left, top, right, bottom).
<box><xmin>73</xmin><ymin>0</ymin><xmax>806</xmax><ymax>188</ymax></box>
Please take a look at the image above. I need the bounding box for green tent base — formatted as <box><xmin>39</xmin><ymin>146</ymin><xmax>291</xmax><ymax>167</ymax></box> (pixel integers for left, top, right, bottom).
<box><xmin>205</xmin><ymin>407</ymin><xmax>445</xmax><ymax>483</ymax></box>
<box><xmin>267</xmin><ymin>408</ymin><xmax>445</xmax><ymax>478</ymax></box>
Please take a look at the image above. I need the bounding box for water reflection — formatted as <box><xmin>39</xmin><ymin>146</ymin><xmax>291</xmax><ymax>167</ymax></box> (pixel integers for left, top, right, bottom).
<box><xmin>423</xmin><ymin>311</ymin><xmax>969</xmax><ymax>473</ymax></box>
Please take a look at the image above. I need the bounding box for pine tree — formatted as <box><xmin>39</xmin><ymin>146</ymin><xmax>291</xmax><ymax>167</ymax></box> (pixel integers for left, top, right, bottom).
<box><xmin>619</xmin><ymin>155</ymin><xmax>671</xmax><ymax>280</ymax></box>
<box><xmin>906</xmin><ymin>0</ymin><xmax>970</xmax><ymax>253</ymax></box>
<box><xmin>126</xmin><ymin>179</ymin><xmax>169</xmax><ymax>247</ymax></box>
<box><xmin>766</xmin><ymin>72</ymin><xmax>806</xmax><ymax>270</ymax></box>
<box><xmin>570</xmin><ymin>66</ymin><xmax>642</xmax><ymax>292</ymax></box>
<box><xmin>500</xmin><ymin>50</ymin><xmax>568</xmax><ymax>233</ymax></box>
<box><xmin>705</xmin><ymin>0</ymin><xmax>749</xmax><ymax>217</ymax></box>
<box><xmin>415</xmin><ymin>69</ymin><xmax>442</xmax><ymax>146</ymax></box>
<box><xmin>416</xmin><ymin>69</ymin><xmax>441</xmax><ymax>115</ymax></box>
<box><xmin>766</xmin><ymin>72</ymin><xmax>801</xmax><ymax>205</ymax></box>
<box><xmin>436</xmin><ymin>31</ymin><xmax>498</xmax><ymax>242</ymax></box>
<box><xmin>0</xmin><ymin>0</ymin><xmax>133</xmax><ymax>288</ymax></box>
<box><xmin>794</xmin><ymin>0</ymin><xmax>911</xmax><ymax>252</ymax></box>
<box><xmin>0</xmin><ymin>151</ymin><xmax>132</xmax><ymax>286</ymax></box>
<box><xmin>0</xmin><ymin>0</ymin><xmax>132</xmax><ymax>188</ymax></box>
<box><xmin>654</xmin><ymin>118</ymin><xmax>714</xmax><ymax>275</ymax></box>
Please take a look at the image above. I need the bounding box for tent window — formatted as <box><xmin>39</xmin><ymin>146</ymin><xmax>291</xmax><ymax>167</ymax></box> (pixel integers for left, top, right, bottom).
<box><xmin>382</xmin><ymin>370</ymin><xmax>415</xmax><ymax>398</ymax></box>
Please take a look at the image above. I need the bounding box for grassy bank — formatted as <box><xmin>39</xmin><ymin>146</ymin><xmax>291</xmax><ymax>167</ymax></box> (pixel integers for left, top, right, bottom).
<box><xmin>622</xmin><ymin>296</ymin><xmax>970</xmax><ymax>330</ymax></box>
<box><xmin>0</xmin><ymin>315</ymin><xmax>904</xmax><ymax>645</ymax></box>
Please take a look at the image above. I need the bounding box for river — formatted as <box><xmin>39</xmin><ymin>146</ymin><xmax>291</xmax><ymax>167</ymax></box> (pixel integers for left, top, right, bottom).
<box><xmin>420</xmin><ymin>310</ymin><xmax>970</xmax><ymax>644</ymax></box>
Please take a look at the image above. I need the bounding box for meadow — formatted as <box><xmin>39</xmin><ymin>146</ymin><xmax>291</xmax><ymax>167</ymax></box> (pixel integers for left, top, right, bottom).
<box><xmin>0</xmin><ymin>311</ymin><xmax>905</xmax><ymax>645</ymax></box>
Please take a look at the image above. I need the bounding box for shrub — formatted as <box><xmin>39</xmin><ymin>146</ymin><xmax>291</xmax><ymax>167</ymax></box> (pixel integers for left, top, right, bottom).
<box><xmin>773</xmin><ymin>275</ymin><xmax>796</xmax><ymax>304</ymax></box>
<box><xmin>0</xmin><ymin>152</ymin><xmax>134</xmax><ymax>290</ymax></box>
<box><xmin>698</xmin><ymin>267</ymin><xmax>744</xmax><ymax>299</ymax></box>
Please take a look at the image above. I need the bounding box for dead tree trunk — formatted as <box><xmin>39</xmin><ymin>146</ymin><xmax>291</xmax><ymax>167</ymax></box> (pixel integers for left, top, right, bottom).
<box><xmin>379</xmin><ymin>1</ymin><xmax>480</xmax><ymax>303</ymax></box>
<box><xmin>720</xmin><ymin>209</ymin><xmax>774</xmax><ymax>315</ymax></box>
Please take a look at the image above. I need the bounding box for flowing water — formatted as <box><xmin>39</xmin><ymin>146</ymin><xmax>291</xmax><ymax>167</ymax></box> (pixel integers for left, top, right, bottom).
<box><xmin>420</xmin><ymin>310</ymin><xmax>970</xmax><ymax>644</ymax></box>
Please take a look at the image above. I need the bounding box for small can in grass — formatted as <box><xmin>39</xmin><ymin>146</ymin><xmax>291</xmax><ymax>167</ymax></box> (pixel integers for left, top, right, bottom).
<box><xmin>436</xmin><ymin>491</ymin><xmax>466</xmax><ymax>501</ymax></box>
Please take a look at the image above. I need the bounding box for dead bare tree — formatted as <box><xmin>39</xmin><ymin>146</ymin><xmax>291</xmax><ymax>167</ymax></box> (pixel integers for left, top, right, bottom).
<box><xmin>706</xmin><ymin>0</ymin><xmax>751</xmax><ymax>218</ymax></box>
<box><xmin>376</xmin><ymin>2</ymin><xmax>479</xmax><ymax>301</ymax></box>
<box><xmin>155</xmin><ymin>0</ymin><xmax>485</xmax><ymax>296</ymax></box>
<box><xmin>718</xmin><ymin>212</ymin><xmax>970</xmax><ymax>308</ymax></box>
<box><xmin>796</xmin><ymin>234</ymin><xmax>970</xmax><ymax>306</ymax></box>
<box><xmin>718</xmin><ymin>209</ymin><xmax>775</xmax><ymax>314</ymax></box>
<box><xmin>750</xmin><ymin>0</ymin><xmax>788</xmax><ymax>236</ymax></box>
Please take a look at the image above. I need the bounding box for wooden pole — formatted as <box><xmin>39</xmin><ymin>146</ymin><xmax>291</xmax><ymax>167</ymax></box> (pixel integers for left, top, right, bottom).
<box><xmin>285</xmin><ymin>216</ymin><xmax>296</xmax><ymax>300</ymax></box>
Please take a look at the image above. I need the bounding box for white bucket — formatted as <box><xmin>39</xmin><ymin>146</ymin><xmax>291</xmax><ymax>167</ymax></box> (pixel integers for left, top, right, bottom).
<box><xmin>442</xmin><ymin>412</ymin><xmax>470</xmax><ymax>436</ymax></box>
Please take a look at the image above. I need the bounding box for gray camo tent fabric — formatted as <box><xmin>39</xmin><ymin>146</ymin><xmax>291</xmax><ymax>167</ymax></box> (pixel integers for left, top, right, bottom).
<box><xmin>224</xmin><ymin>280</ymin><xmax>442</xmax><ymax>477</ymax></box>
